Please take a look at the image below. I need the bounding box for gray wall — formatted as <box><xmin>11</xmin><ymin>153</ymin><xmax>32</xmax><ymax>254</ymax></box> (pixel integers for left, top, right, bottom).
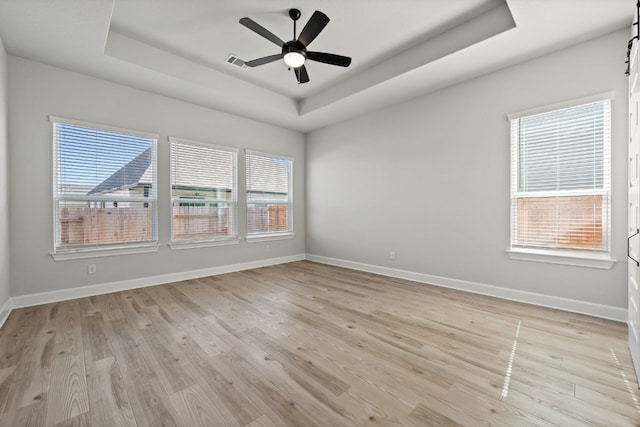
<box><xmin>0</xmin><ymin>36</ymin><xmax>9</xmax><ymax>312</ymax></box>
<box><xmin>306</xmin><ymin>29</ymin><xmax>628</xmax><ymax>309</ymax></box>
<box><xmin>8</xmin><ymin>56</ymin><xmax>305</xmax><ymax>297</ymax></box>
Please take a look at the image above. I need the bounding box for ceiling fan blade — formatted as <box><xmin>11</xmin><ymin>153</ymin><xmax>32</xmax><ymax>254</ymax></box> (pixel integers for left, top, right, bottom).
<box><xmin>297</xmin><ymin>10</ymin><xmax>329</xmax><ymax>47</ymax></box>
<box><xmin>245</xmin><ymin>54</ymin><xmax>282</xmax><ymax>67</ymax></box>
<box><xmin>294</xmin><ymin>66</ymin><xmax>310</xmax><ymax>84</ymax></box>
<box><xmin>239</xmin><ymin>17</ymin><xmax>285</xmax><ymax>48</ymax></box>
<box><xmin>307</xmin><ymin>51</ymin><xmax>352</xmax><ymax>67</ymax></box>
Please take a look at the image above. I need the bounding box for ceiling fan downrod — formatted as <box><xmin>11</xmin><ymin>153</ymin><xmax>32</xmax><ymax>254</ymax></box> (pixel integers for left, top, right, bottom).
<box><xmin>289</xmin><ymin>8</ymin><xmax>301</xmax><ymax>39</ymax></box>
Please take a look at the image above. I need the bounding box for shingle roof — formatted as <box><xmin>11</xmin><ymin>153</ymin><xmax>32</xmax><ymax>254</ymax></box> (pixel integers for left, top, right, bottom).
<box><xmin>87</xmin><ymin>147</ymin><xmax>151</xmax><ymax>195</ymax></box>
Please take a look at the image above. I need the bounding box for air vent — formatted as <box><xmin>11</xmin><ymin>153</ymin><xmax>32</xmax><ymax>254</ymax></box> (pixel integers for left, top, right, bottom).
<box><xmin>226</xmin><ymin>54</ymin><xmax>248</xmax><ymax>69</ymax></box>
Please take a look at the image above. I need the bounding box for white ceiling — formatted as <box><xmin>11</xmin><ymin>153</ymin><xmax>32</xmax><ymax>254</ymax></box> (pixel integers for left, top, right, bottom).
<box><xmin>0</xmin><ymin>0</ymin><xmax>633</xmax><ymax>132</ymax></box>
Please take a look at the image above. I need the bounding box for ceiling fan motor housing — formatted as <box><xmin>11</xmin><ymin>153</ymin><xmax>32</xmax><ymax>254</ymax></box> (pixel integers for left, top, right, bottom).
<box><xmin>283</xmin><ymin>40</ymin><xmax>307</xmax><ymax>68</ymax></box>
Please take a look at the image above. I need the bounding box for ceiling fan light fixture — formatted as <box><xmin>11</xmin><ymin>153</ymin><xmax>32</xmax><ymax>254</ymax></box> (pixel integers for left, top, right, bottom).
<box><xmin>283</xmin><ymin>49</ymin><xmax>306</xmax><ymax>68</ymax></box>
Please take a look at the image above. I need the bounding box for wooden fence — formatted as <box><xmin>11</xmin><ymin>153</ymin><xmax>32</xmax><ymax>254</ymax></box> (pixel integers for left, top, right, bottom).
<box><xmin>58</xmin><ymin>204</ymin><xmax>288</xmax><ymax>245</ymax></box>
<box><xmin>248</xmin><ymin>205</ymin><xmax>288</xmax><ymax>234</ymax></box>
<box><xmin>172</xmin><ymin>206</ymin><xmax>232</xmax><ymax>240</ymax></box>
<box><xmin>58</xmin><ymin>207</ymin><xmax>152</xmax><ymax>245</ymax></box>
<box><xmin>517</xmin><ymin>195</ymin><xmax>603</xmax><ymax>249</ymax></box>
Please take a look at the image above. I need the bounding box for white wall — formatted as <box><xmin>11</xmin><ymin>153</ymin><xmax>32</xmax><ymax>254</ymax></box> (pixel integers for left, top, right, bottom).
<box><xmin>306</xmin><ymin>29</ymin><xmax>628</xmax><ymax>311</ymax></box>
<box><xmin>0</xmin><ymin>36</ymin><xmax>10</xmax><ymax>317</ymax></box>
<box><xmin>8</xmin><ymin>56</ymin><xmax>305</xmax><ymax>297</ymax></box>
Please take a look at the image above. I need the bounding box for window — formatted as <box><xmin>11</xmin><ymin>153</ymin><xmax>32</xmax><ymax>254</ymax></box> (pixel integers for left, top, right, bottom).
<box><xmin>509</xmin><ymin>97</ymin><xmax>611</xmax><ymax>264</ymax></box>
<box><xmin>51</xmin><ymin>116</ymin><xmax>158</xmax><ymax>256</ymax></box>
<box><xmin>246</xmin><ymin>150</ymin><xmax>293</xmax><ymax>237</ymax></box>
<box><xmin>169</xmin><ymin>137</ymin><xmax>238</xmax><ymax>245</ymax></box>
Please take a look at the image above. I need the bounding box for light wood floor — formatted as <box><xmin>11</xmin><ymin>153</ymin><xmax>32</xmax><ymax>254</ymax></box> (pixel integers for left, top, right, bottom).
<box><xmin>0</xmin><ymin>261</ymin><xmax>638</xmax><ymax>426</ymax></box>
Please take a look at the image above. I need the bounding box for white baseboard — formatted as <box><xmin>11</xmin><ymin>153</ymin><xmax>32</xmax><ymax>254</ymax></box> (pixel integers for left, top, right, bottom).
<box><xmin>305</xmin><ymin>254</ymin><xmax>627</xmax><ymax>323</ymax></box>
<box><xmin>0</xmin><ymin>297</ymin><xmax>11</xmax><ymax>328</ymax></box>
<box><xmin>0</xmin><ymin>252</ymin><xmax>627</xmax><ymax>330</ymax></box>
<box><xmin>5</xmin><ymin>254</ymin><xmax>306</xmax><ymax>320</ymax></box>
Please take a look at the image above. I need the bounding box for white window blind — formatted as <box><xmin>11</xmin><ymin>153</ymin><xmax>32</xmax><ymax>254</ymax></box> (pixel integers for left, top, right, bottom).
<box><xmin>170</xmin><ymin>138</ymin><xmax>237</xmax><ymax>242</ymax></box>
<box><xmin>246</xmin><ymin>151</ymin><xmax>292</xmax><ymax>235</ymax></box>
<box><xmin>510</xmin><ymin>99</ymin><xmax>611</xmax><ymax>252</ymax></box>
<box><xmin>52</xmin><ymin>117</ymin><xmax>157</xmax><ymax>252</ymax></box>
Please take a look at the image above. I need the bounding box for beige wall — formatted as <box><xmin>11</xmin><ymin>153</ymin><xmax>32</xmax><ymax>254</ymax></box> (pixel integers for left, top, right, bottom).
<box><xmin>8</xmin><ymin>57</ymin><xmax>305</xmax><ymax>297</ymax></box>
<box><xmin>306</xmin><ymin>29</ymin><xmax>629</xmax><ymax>311</ymax></box>
<box><xmin>0</xmin><ymin>35</ymin><xmax>9</xmax><ymax>315</ymax></box>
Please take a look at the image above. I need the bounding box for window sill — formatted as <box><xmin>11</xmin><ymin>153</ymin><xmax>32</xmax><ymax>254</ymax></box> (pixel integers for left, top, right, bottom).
<box><xmin>50</xmin><ymin>244</ymin><xmax>160</xmax><ymax>261</ymax></box>
<box><xmin>246</xmin><ymin>232</ymin><xmax>295</xmax><ymax>243</ymax></box>
<box><xmin>169</xmin><ymin>239</ymin><xmax>239</xmax><ymax>251</ymax></box>
<box><xmin>506</xmin><ymin>248</ymin><xmax>616</xmax><ymax>270</ymax></box>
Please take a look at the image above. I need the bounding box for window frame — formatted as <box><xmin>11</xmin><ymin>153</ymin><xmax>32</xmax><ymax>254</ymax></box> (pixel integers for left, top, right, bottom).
<box><xmin>245</xmin><ymin>149</ymin><xmax>294</xmax><ymax>242</ymax></box>
<box><xmin>168</xmin><ymin>136</ymin><xmax>239</xmax><ymax>250</ymax></box>
<box><xmin>506</xmin><ymin>93</ymin><xmax>616</xmax><ymax>269</ymax></box>
<box><xmin>49</xmin><ymin>116</ymin><xmax>159</xmax><ymax>260</ymax></box>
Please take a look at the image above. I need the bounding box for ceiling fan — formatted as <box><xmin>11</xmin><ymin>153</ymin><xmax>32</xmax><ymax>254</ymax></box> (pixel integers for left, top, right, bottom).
<box><xmin>239</xmin><ymin>8</ymin><xmax>352</xmax><ymax>84</ymax></box>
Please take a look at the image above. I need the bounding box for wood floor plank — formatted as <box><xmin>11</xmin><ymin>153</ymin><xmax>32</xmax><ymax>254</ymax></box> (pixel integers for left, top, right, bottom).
<box><xmin>5</xmin><ymin>313</ymin><xmax>53</xmax><ymax>411</ymax></box>
<box><xmin>113</xmin><ymin>291</ymin><xmax>152</xmax><ymax>330</ymax></box>
<box><xmin>107</xmin><ymin>318</ymin><xmax>150</xmax><ymax>373</ymax></box>
<box><xmin>574</xmin><ymin>383</ymin><xmax>640</xmax><ymax>421</ymax></box>
<box><xmin>245</xmin><ymin>327</ymin><xmax>350</xmax><ymax>396</ymax></box>
<box><xmin>0</xmin><ymin>306</ymin><xmax>47</xmax><ymax>370</ymax></box>
<box><xmin>46</xmin><ymin>300</ymin><xmax>90</xmax><ymax>426</ymax></box>
<box><xmin>169</xmin><ymin>383</ymin><xmax>241</xmax><ymax>427</ymax></box>
<box><xmin>12</xmin><ymin>398</ymin><xmax>47</xmax><ymax>427</ymax></box>
<box><xmin>216</xmin><ymin>348</ymin><xmax>349</xmax><ymax>427</ymax></box>
<box><xmin>138</xmin><ymin>322</ymin><xmax>195</xmax><ymax>394</ymax></box>
<box><xmin>83</xmin><ymin>312</ymin><xmax>113</xmax><ymax>362</ymax></box>
<box><xmin>122</xmin><ymin>363</ymin><xmax>180</xmax><ymax>427</ymax></box>
<box><xmin>164</xmin><ymin>284</ymin><xmax>211</xmax><ymax>318</ymax></box>
<box><xmin>93</xmin><ymin>293</ymin><xmax>126</xmax><ymax>322</ymax></box>
<box><xmin>52</xmin><ymin>411</ymin><xmax>91</xmax><ymax>427</ymax></box>
<box><xmin>52</xmin><ymin>300</ymin><xmax>83</xmax><ymax>355</ymax></box>
<box><xmin>247</xmin><ymin>314</ymin><xmax>417</xmax><ymax>423</ymax></box>
<box><xmin>1</xmin><ymin>377</ymin><xmax>47</xmax><ymax>426</ymax></box>
<box><xmin>86</xmin><ymin>357</ymin><xmax>137</xmax><ymax>427</ymax></box>
<box><xmin>0</xmin><ymin>261</ymin><xmax>637</xmax><ymax>426</ymax></box>
<box><xmin>246</xmin><ymin>414</ymin><xmax>280</xmax><ymax>427</ymax></box>
<box><xmin>509</xmin><ymin>376</ymin><xmax>636</xmax><ymax>426</ymax></box>
<box><xmin>45</xmin><ymin>352</ymin><xmax>89</xmax><ymax>426</ymax></box>
<box><xmin>0</xmin><ymin>366</ymin><xmax>15</xmax><ymax>414</ymax></box>
<box><xmin>130</xmin><ymin>287</ymin><xmax>159</xmax><ymax>308</ymax></box>
<box><xmin>143</xmin><ymin>304</ymin><xmax>185</xmax><ymax>343</ymax></box>
<box><xmin>175</xmin><ymin>335</ymin><xmax>262</xmax><ymax>426</ymax></box>
<box><xmin>408</xmin><ymin>402</ymin><xmax>463</xmax><ymax>427</ymax></box>
<box><xmin>78</xmin><ymin>296</ymin><xmax>100</xmax><ymax>318</ymax></box>
<box><xmin>235</xmin><ymin>335</ymin><xmax>360</xmax><ymax>425</ymax></box>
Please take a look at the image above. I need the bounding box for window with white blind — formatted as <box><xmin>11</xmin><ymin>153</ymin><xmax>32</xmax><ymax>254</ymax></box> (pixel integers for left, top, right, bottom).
<box><xmin>51</xmin><ymin>116</ymin><xmax>158</xmax><ymax>257</ymax></box>
<box><xmin>246</xmin><ymin>150</ymin><xmax>293</xmax><ymax>238</ymax></box>
<box><xmin>169</xmin><ymin>137</ymin><xmax>238</xmax><ymax>246</ymax></box>
<box><xmin>508</xmin><ymin>97</ymin><xmax>612</xmax><ymax>266</ymax></box>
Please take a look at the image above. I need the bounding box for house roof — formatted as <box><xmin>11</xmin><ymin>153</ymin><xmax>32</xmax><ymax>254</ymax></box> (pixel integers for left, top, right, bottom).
<box><xmin>87</xmin><ymin>147</ymin><xmax>151</xmax><ymax>195</ymax></box>
<box><xmin>86</xmin><ymin>145</ymin><xmax>290</xmax><ymax>196</ymax></box>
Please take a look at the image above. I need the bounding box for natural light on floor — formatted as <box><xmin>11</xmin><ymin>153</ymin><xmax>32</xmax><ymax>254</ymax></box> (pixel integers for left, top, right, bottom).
<box><xmin>501</xmin><ymin>320</ymin><xmax>521</xmax><ymax>400</ymax></box>
<box><xmin>610</xmin><ymin>348</ymin><xmax>640</xmax><ymax>415</ymax></box>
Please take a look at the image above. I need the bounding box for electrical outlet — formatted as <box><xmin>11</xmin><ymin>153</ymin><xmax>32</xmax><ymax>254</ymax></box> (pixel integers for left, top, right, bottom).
<box><xmin>389</xmin><ymin>251</ymin><xmax>396</xmax><ymax>260</ymax></box>
<box><xmin>87</xmin><ymin>264</ymin><xmax>96</xmax><ymax>275</ymax></box>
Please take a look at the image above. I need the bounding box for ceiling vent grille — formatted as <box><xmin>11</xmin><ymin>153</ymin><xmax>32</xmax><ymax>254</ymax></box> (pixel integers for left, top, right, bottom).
<box><xmin>226</xmin><ymin>54</ymin><xmax>248</xmax><ymax>69</ymax></box>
